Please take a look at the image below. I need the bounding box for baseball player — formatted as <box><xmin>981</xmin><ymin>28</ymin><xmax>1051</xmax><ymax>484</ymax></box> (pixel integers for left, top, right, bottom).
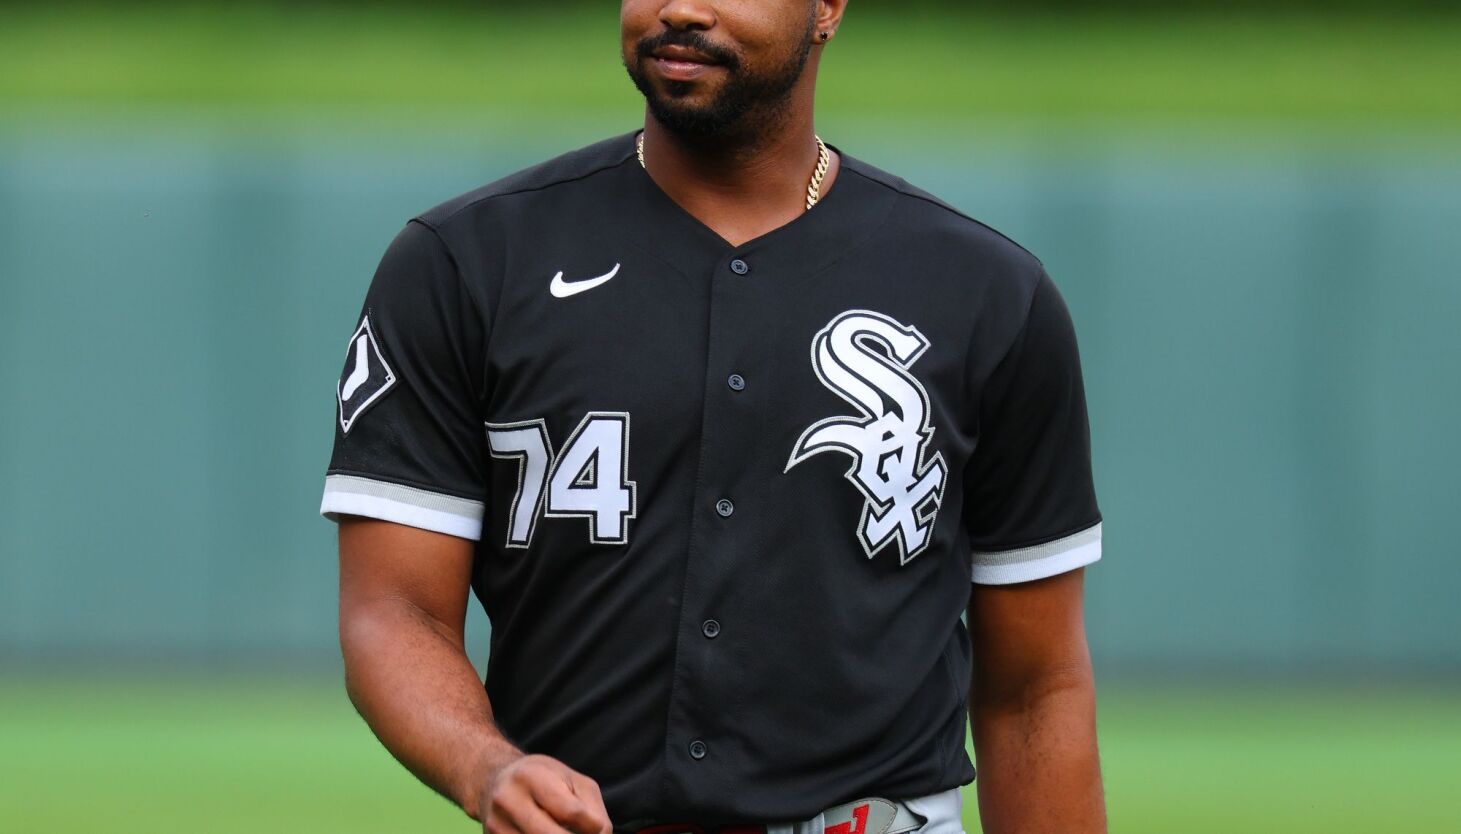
<box><xmin>322</xmin><ymin>2</ymin><xmax>1106</xmax><ymax>833</ymax></box>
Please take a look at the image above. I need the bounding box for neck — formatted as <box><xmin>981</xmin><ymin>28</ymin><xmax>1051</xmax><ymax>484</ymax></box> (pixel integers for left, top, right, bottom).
<box><xmin>642</xmin><ymin>107</ymin><xmax>818</xmax><ymax>200</ymax></box>
<box><xmin>638</xmin><ymin>97</ymin><xmax>840</xmax><ymax>247</ymax></box>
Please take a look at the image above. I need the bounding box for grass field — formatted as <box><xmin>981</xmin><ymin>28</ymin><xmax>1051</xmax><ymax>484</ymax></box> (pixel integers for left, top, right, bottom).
<box><xmin>2</xmin><ymin>679</ymin><xmax>1458</xmax><ymax>833</ymax></box>
<box><xmin>2</xmin><ymin>5</ymin><xmax>1459</xmax><ymax>135</ymax></box>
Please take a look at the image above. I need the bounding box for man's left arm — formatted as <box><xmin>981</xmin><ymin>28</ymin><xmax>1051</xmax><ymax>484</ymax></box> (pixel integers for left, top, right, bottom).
<box><xmin>958</xmin><ymin>268</ymin><xmax>1106</xmax><ymax>832</ymax></box>
<box><xmin>966</xmin><ymin>567</ymin><xmax>1105</xmax><ymax>833</ymax></box>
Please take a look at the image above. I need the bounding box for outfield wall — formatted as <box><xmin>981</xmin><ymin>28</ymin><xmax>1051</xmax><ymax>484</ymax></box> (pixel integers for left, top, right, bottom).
<box><xmin>1</xmin><ymin>131</ymin><xmax>1458</xmax><ymax>675</ymax></box>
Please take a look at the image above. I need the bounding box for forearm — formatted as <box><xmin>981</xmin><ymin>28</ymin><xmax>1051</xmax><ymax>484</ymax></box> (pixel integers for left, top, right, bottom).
<box><xmin>341</xmin><ymin>596</ymin><xmax>521</xmax><ymax>820</ymax></box>
<box><xmin>969</xmin><ymin>670</ymin><xmax>1105</xmax><ymax>833</ymax></box>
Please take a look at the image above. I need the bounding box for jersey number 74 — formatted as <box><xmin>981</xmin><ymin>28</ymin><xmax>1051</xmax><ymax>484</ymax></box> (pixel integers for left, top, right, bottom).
<box><xmin>486</xmin><ymin>413</ymin><xmax>637</xmax><ymax>548</ymax></box>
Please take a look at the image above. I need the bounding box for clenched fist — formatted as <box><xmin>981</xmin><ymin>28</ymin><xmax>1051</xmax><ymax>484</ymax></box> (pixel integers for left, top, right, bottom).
<box><xmin>477</xmin><ymin>754</ymin><xmax>614</xmax><ymax>834</ymax></box>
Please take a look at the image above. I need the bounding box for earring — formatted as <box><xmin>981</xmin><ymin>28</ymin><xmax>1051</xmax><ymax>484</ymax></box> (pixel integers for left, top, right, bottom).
<box><xmin>819</xmin><ymin>31</ymin><xmax>830</xmax><ymax>41</ymax></box>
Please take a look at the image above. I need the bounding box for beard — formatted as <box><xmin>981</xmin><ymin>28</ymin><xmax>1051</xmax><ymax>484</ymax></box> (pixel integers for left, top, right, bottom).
<box><xmin>624</xmin><ymin>21</ymin><xmax>816</xmax><ymax>140</ymax></box>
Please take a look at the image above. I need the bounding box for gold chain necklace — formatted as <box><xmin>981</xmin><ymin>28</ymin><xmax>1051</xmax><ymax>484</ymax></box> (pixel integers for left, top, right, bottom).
<box><xmin>637</xmin><ymin>133</ymin><xmax>831</xmax><ymax>211</ymax></box>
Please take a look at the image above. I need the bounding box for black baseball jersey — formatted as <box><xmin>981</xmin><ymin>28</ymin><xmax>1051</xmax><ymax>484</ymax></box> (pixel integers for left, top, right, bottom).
<box><xmin>320</xmin><ymin>133</ymin><xmax>1101</xmax><ymax>824</ymax></box>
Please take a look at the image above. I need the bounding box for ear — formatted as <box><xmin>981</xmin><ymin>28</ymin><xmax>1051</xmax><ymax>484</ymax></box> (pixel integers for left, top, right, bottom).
<box><xmin>814</xmin><ymin>0</ymin><xmax>849</xmax><ymax>43</ymax></box>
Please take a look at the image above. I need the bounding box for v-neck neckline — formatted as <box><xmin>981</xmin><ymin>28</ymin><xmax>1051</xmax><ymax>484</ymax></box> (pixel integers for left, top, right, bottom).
<box><xmin>607</xmin><ymin>131</ymin><xmax>900</xmax><ymax>287</ymax></box>
<box><xmin>628</xmin><ymin>133</ymin><xmax>852</xmax><ymax>254</ymax></box>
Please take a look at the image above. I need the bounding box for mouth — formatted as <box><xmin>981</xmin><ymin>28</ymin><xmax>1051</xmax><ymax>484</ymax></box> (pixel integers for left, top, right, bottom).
<box><xmin>648</xmin><ymin>45</ymin><xmax>725</xmax><ymax>82</ymax></box>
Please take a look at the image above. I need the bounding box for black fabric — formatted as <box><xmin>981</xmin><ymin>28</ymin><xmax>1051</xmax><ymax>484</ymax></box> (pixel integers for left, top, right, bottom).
<box><xmin>328</xmin><ymin>221</ymin><xmax>490</xmax><ymax>501</ymax></box>
<box><xmin>963</xmin><ymin>271</ymin><xmax>1102</xmax><ymax>552</ymax></box>
<box><xmin>323</xmin><ymin>132</ymin><xmax>1100</xmax><ymax>823</ymax></box>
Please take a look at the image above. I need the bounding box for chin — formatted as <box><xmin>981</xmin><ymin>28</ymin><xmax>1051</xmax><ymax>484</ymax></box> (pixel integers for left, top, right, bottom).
<box><xmin>648</xmin><ymin>107</ymin><xmax>742</xmax><ymax>139</ymax></box>
<box><xmin>656</xmin><ymin>74</ymin><xmax>719</xmax><ymax>99</ymax></box>
<box><xmin>649</xmin><ymin>89</ymin><xmax>721</xmax><ymax>121</ymax></box>
<box><xmin>627</xmin><ymin>66</ymin><xmax>739</xmax><ymax>137</ymax></box>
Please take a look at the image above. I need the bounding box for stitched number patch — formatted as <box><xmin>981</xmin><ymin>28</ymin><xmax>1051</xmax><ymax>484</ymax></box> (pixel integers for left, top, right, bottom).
<box><xmin>488</xmin><ymin>413</ymin><xmax>637</xmax><ymax>547</ymax></box>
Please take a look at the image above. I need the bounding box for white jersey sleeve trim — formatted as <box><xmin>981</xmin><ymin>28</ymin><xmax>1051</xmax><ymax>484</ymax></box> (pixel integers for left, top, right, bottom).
<box><xmin>320</xmin><ymin>474</ymin><xmax>484</xmax><ymax>542</ymax></box>
<box><xmin>971</xmin><ymin>522</ymin><xmax>1102</xmax><ymax>585</ymax></box>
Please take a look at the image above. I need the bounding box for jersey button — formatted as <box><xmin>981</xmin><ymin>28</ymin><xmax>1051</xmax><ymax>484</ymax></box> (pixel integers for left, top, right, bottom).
<box><xmin>727</xmin><ymin>373</ymin><xmax>746</xmax><ymax>391</ymax></box>
<box><xmin>715</xmin><ymin>498</ymin><xmax>735</xmax><ymax>518</ymax></box>
<box><xmin>689</xmin><ymin>740</ymin><xmax>708</xmax><ymax>760</ymax></box>
<box><xmin>729</xmin><ymin>258</ymin><xmax>749</xmax><ymax>275</ymax></box>
<box><xmin>702</xmin><ymin>619</ymin><xmax>721</xmax><ymax>639</ymax></box>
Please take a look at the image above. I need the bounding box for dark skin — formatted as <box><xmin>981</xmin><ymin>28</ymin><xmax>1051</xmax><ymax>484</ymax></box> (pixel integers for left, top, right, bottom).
<box><xmin>340</xmin><ymin>3</ymin><xmax>1104</xmax><ymax>833</ymax></box>
<box><xmin>623</xmin><ymin>0</ymin><xmax>847</xmax><ymax>246</ymax></box>
<box><xmin>340</xmin><ymin>520</ymin><xmax>612</xmax><ymax>834</ymax></box>
<box><xmin>967</xmin><ymin>569</ymin><xmax>1107</xmax><ymax>832</ymax></box>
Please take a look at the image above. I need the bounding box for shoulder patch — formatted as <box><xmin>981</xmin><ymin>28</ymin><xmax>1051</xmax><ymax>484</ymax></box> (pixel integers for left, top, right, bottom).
<box><xmin>337</xmin><ymin>314</ymin><xmax>397</xmax><ymax>434</ymax></box>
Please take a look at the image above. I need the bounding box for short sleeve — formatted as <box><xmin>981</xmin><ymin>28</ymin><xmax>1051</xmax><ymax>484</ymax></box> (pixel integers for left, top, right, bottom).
<box><xmin>964</xmin><ymin>271</ymin><xmax>1102</xmax><ymax>584</ymax></box>
<box><xmin>319</xmin><ymin>220</ymin><xmax>490</xmax><ymax>540</ymax></box>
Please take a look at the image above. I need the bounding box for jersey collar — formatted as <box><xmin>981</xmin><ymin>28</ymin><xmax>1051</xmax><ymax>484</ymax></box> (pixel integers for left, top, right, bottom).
<box><xmin>612</xmin><ymin>131</ymin><xmax>899</xmax><ymax>285</ymax></box>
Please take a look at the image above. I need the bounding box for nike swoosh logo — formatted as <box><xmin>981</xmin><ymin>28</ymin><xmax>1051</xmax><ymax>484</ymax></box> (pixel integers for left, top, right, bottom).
<box><xmin>550</xmin><ymin>263</ymin><xmax>621</xmax><ymax>298</ymax></box>
<box><xmin>340</xmin><ymin>333</ymin><xmax>371</xmax><ymax>400</ymax></box>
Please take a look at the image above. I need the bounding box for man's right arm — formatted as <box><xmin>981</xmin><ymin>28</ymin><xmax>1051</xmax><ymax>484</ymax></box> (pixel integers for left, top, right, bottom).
<box><xmin>338</xmin><ymin>516</ymin><xmax>612</xmax><ymax>834</ymax></box>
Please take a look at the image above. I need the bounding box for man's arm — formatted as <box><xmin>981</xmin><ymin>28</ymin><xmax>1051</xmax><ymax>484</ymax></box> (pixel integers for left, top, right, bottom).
<box><xmin>966</xmin><ymin>567</ymin><xmax>1106</xmax><ymax>833</ymax></box>
<box><xmin>338</xmin><ymin>516</ymin><xmax>613</xmax><ymax>834</ymax></box>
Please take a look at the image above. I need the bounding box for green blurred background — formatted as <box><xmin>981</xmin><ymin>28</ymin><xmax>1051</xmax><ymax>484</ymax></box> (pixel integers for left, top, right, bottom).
<box><xmin>2</xmin><ymin>2</ymin><xmax>1460</xmax><ymax>832</ymax></box>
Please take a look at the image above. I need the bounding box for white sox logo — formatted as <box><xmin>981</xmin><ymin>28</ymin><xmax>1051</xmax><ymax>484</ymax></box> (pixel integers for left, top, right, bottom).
<box><xmin>785</xmin><ymin>310</ymin><xmax>947</xmax><ymax>564</ymax></box>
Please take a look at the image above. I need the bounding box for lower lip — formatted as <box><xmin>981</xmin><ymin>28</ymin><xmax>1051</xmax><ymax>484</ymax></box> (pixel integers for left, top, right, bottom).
<box><xmin>652</xmin><ymin>57</ymin><xmax>720</xmax><ymax>81</ymax></box>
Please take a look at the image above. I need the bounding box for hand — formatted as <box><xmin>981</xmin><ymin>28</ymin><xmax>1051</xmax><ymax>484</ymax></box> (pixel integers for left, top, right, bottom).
<box><xmin>478</xmin><ymin>754</ymin><xmax>614</xmax><ymax>834</ymax></box>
